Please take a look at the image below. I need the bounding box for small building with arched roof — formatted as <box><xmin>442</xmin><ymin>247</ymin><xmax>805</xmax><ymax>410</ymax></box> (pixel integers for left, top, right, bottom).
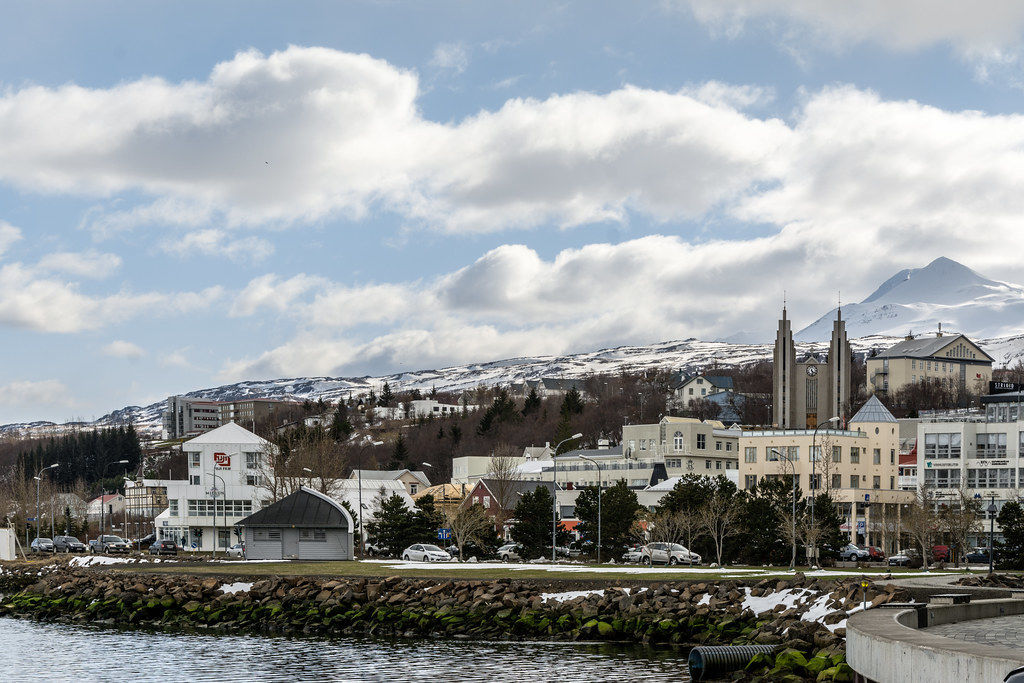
<box><xmin>236</xmin><ymin>486</ymin><xmax>353</xmax><ymax>561</ymax></box>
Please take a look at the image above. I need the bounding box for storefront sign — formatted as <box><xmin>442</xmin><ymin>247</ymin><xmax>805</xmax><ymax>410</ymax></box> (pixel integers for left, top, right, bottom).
<box><xmin>213</xmin><ymin>452</ymin><xmax>231</xmax><ymax>468</ymax></box>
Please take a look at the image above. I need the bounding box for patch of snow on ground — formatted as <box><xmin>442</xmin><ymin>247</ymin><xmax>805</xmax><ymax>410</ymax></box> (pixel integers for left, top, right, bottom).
<box><xmin>697</xmin><ymin>594</ymin><xmax>711</xmax><ymax>606</ymax></box>
<box><xmin>740</xmin><ymin>587</ymin><xmax>813</xmax><ymax>616</ymax></box>
<box><xmin>541</xmin><ymin>589</ymin><xmax>605</xmax><ymax>602</ymax></box>
<box><xmin>220</xmin><ymin>582</ymin><xmax>253</xmax><ymax>594</ymax></box>
<box><xmin>69</xmin><ymin>556</ymin><xmax>131</xmax><ymax>567</ymax></box>
<box><xmin>799</xmin><ymin>593</ymin><xmax>835</xmax><ymax>624</ymax></box>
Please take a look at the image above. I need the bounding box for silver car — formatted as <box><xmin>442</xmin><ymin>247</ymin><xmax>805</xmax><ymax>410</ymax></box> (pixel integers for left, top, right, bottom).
<box><xmin>402</xmin><ymin>544</ymin><xmax>452</xmax><ymax>562</ymax></box>
<box><xmin>226</xmin><ymin>543</ymin><xmax>245</xmax><ymax>558</ymax></box>
<box><xmin>497</xmin><ymin>543</ymin><xmax>523</xmax><ymax>562</ymax></box>
<box><xmin>641</xmin><ymin>542</ymin><xmax>701</xmax><ymax>565</ymax></box>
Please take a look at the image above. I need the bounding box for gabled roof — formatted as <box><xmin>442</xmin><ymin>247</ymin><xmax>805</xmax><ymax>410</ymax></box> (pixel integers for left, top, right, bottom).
<box><xmin>850</xmin><ymin>395</ymin><xmax>897</xmax><ymax>424</ymax></box>
<box><xmin>539</xmin><ymin>378</ymin><xmax>586</xmax><ymax>391</ymax></box>
<box><xmin>90</xmin><ymin>493</ymin><xmax>123</xmax><ymax>505</ymax></box>
<box><xmin>875</xmin><ymin>334</ymin><xmax>993</xmax><ymax>363</ymax></box>
<box><xmin>349</xmin><ymin>469</ymin><xmax>431</xmax><ymax>487</ymax></box>
<box><xmin>237</xmin><ymin>486</ymin><xmax>352</xmax><ymax>529</ymax></box>
<box><xmin>182</xmin><ymin>421</ymin><xmax>270</xmax><ymax>447</ymax></box>
<box><xmin>475</xmin><ymin>479</ymin><xmax>556</xmax><ymax>508</ymax></box>
<box><xmin>676</xmin><ymin>374</ymin><xmax>734</xmax><ymax>389</ymax></box>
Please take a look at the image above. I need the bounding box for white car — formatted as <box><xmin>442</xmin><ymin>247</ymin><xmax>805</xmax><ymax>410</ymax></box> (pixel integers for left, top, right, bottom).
<box><xmin>402</xmin><ymin>544</ymin><xmax>452</xmax><ymax>562</ymax></box>
<box><xmin>621</xmin><ymin>546</ymin><xmax>643</xmax><ymax>563</ymax></box>
<box><xmin>497</xmin><ymin>543</ymin><xmax>523</xmax><ymax>562</ymax></box>
<box><xmin>841</xmin><ymin>543</ymin><xmax>870</xmax><ymax>562</ymax></box>
<box><xmin>226</xmin><ymin>543</ymin><xmax>245</xmax><ymax>558</ymax></box>
<box><xmin>641</xmin><ymin>542</ymin><xmax>701</xmax><ymax>565</ymax></box>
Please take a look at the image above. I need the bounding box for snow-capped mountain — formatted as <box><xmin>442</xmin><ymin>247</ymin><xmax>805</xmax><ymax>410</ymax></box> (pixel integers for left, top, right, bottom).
<box><xmin>797</xmin><ymin>257</ymin><xmax>1024</xmax><ymax>341</ymax></box>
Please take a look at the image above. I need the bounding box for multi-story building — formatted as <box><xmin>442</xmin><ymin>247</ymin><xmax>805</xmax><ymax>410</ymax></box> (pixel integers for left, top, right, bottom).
<box><xmin>217</xmin><ymin>399</ymin><xmax>294</xmax><ymax>430</ymax></box>
<box><xmin>866</xmin><ymin>331</ymin><xmax>993</xmax><ymax>396</ymax></box>
<box><xmin>162</xmin><ymin>396</ymin><xmax>222</xmax><ymax>439</ymax></box>
<box><xmin>124</xmin><ymin>480</ymin><xmax>168</xmax><ymax>518</ymax></box>
<box><xmin>621</xmin><ymin>416</ymin><xmax>741</xmax><ymax>475</ymax></box>
<box><xmin>773</xmin><ymin>307</ymin><xmax>853</xmax><ymax>429</ymax></box>
<box><xmin>669</xmin><ymin>374</ymin><xmax>734</xmax><ymax>409</ymax></box>
<box><xmin>916</xmin><ymin>391</ymin><xmax>1024</xmax><ymax>546</ymax></box>
<box><xmin>154</xmin><ymin>422</ymin><xmax>272</xmax><ymax>550</ymax></box>
<box><xmin>739</xmin><ymin>396</ymin><xmax>911</xmax><ymax>551</ymax></box>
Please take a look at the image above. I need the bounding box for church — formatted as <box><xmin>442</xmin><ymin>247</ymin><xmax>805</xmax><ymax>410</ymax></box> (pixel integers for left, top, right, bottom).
<box><xmin>773</xmin><ymin>307</ymin><xmax>853</xmax><ymax>428</ymax></box>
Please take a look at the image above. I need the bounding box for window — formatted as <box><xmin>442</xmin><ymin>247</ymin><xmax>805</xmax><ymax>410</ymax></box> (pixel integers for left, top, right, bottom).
<box><xmin>472</xmin><ymin>495</ymin><xmax>479</xmax><ymax>505</ymax></box>
<box><xmin>850</xmin><ymin>447</ymin><xmax>860</xmax><ymax>464</ymax></box>
<box><xmin>832</xmin><ymin>446</ymin><xmax>841</xmax><ymax>463</ymax></box>
<box><xmin>744</xmin><ymin>447</ymin><xmax>757</xmax><ymax>463</ymax></box>
<box><xmin>787</xmin><ymin>446</ymin><xmax>799</xmax><ymax>461</ymax></box>
<box><xmin>483</xmin><ymin>496</ymin><xmax>490</xmax><ymax>507</ymax></box>
<box><xmin>169</xmin><ymin>499</ymin><xmax>179</xmax><ymax>516</ymax></box>
<box><xmin>873</xmin><ymin>476</ymin><xmax>881</xmax><ymax>489</ymax></box>
<box><xmin>967</xmin><ymin>468</ymin><xmax>1013</xmax><ymax>489</ymax></box>
<box><xmin>674</xmin><ymin>431</ymin><xmax>684</xmax><ymax>452</ymax></box>
<box><xmin>715</xmin><ymin>441</ymin><xmax>722</xmax><ymax>451</ymax></box>
<box><xmin>890</xmin><ymin>476</ymin><xmax>895</xmax><ymax>489</ymax></box>
<box><xmin>923</xmin><ymin>468</ymin><xmax>961</xmax><ymax>489</ymax></box>
<box><xmin>409</xmin><ymin>484</ymin><xmax>418</xmax><ymax>495</ymax></box>
<box><xmin>850</xmin><ymin>475</ymin><xmax>859</xmax><ymax>489</ymax></box>
<box><xmin>245</xmin><ymin>452</ymin><xmax>259</xmax><ymax>469</ymax></box>
<box><xmin>744</xmin><ymin>475</ymin><xmax>757</xmax><ymax>490</ymax></box>
<box><xmin>890</xmin><ymin>449</ymin><xmax>896</xmax><ymax>465</ymax></box>
<box><xmin>912</xmin><ymin>360</ymin><xmax>916</xmax><ymax>369</ymax></box>
<box><xmin>189</xmin><ymin>474</ymin><xmax>201</xmax><ymax>485</ymax></box>
<box><xmin>924</xmin><ymin>433</ymin><xmax>961</xmax><ymax>459</ymax></box>
<box><xmin>186</xmin><ymin>499</ymin><xmax>253</xmax><ymax>517</ymax></box>
<box><xmin>666</xmin><ymin>458</ymin><xmax>681</xmax><ymax>468</ymax></box>
<box><xmin>300</xmin><ymin>529</ymin><xmax>327</xmax><ymax>542</ymax></box>
<box><xmin>696</xmin><ymin>433</ymin><xmax>706</xmax><ymax>450</ymax></box>
<box><xmin>688</xmin><ymin>388</ymin><xmax>694</xmax><ymax>395</ymax></box>
<box><xmin>873</xmin><ymin>449</ymin><xmax>881</xmax><ymax>465</ymax></box>
<box><xmin>705</xmin><ymin>460</ymin><xmax>711</xmax><ymax>469</ymax></box>
<box><xmin>188</xmin><ymin>452</ymin><xmax>200</xmax><ymax>468</ymax></box>
<box><xmin>976</xmin><ymin>433</ymin><xmax>1007</xmax><ymax>458</ymax></box>
<box><xmin>832</xmin><ymin>474</ymin><xmax>842</xmax><ymax>490</ymax></box>
<box><xmin>767</xmin><ymin>448</ymin><xmax>780</xmax><ymax>461</ymax></box>
<box><xmin>246</xmin><ymin>474</ymin><xmax>260</xmax><ymax>487</ymax></box>
<box><xmin>809</xmin><ymin>473</ymin><xmax>820</xmax><ymax>490</ymax></box>
<box><xmin>638</xmin><ymin>439</ymin><xmax>646</xmax><ymax>451</ymax></box>
<box><xmin>715</xmin><ymin>460</ymin><xmax>722</xmax><ymax>469</ymax></box>
<box><xmin>809</xmin><ymin>446</ymin><xmax>821</xmax><ymax>463</ymax></box>
<box><xmin>726</xmin><ymin>442</ymin><xmax>732</xmax><ymax>452</ymax></box>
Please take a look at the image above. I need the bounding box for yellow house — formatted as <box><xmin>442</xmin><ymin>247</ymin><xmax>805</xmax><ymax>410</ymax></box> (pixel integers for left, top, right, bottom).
<box><xmin>866</xmin><ymin>332</ymin><xmax>993</xmax><ymax>396</ymax></box>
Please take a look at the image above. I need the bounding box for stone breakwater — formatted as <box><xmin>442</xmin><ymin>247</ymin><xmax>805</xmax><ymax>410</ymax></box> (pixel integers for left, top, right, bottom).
<box><xmin>0</xmin><ymin>567</ymin><xmax>911</xmax><ymax>682</ymax></box>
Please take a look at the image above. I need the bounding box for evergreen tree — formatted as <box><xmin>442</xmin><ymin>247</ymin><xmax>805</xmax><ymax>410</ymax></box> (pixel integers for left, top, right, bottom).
<box><xmin>738</xmin><ymin>478</ymin><xmax>792</xmax><ymax>565</ymax></box>
<box><xmin>380</xmin><ymin>382</ymin><xmax>394</xmax><ymax>407</ymax></box>
<box><xmin>476</xmin><ymin>388</ymin><xmax>521</xmax><ymax>436</ymax></box>
<box><xmin>412</xmin><ymin>494</ymin><xmax>444</xmax><ymax>542</ymax></box>
<box><xmin>329</xmin><ymin>404</ymin><xmax>353</xmax><ymax>442</ymax></box>
<box><xmin>522</xmin><ymin>388</ymin><xmax>542</xmax><ymax>416</ymax></box>
<box><xmin>559</xmin><ymin>387</ymin><xmax>584</xmax><ymax>418</ymax></box>
<box><xmin>575</xmin><ymin>480</ymin><xmax>642</xmax><ymax>559</ymax></box>
<box><xmin>655</xmin><ymin>474</ymin><xmax>713</xmax><ymax>515</ymax></box>
<box><xmin>389</xmin><ymin>434</ymin><xmax>409</xmax><ymax>469</ymax></box>
<box><xmin>510</xmin><ymin>486</ymin><xmax>567</xmax><ymax>559</ymax></box>
<box><xmin>812</xmin><ymin>492</ymin><xmax>846</xmax><ymax>562</ymax></box>
<box><xmin>997</xmin><ymin>500</ymin><xmax>1024</xmax><ymax>569</ymax></box>
<box><xmin>365</xmin><ymin>492</ymin><xmax>415</xmax><ymax>556</ymax></box>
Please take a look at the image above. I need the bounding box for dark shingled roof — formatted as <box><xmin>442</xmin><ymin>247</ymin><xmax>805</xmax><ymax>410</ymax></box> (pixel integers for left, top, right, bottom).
<box><xmin>237</xmin><ymin>487</ymin><xmax>350</xmax><ymax>529</ymax></box>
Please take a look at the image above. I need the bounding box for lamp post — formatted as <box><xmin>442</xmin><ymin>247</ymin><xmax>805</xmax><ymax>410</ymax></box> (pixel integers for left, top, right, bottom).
<box><xmin>810</xmin><ymin>416</ymin><xmax>841</xmax><ymax>568</ymax></box>
<box><xmin>579</xmin><ymin>455</ymin><xmax>603</xmax><ymax>564</ymax></box>
<box><xmin>551</xmin><ymin>433</ymin><xmax>583</xmax><ymax>563</ymax></box>
<box><xmin>206</xmin><ymin>470</ymin><xmax>226</xmax><ymax>557</ymax></box>
<box><xmin>987</xmin><ymin>495</ymin><xmax>997</xmax><ymax>575</ymax></box>
<box><xmin>356</xmin><ymin>440</ymin><xmax>384</xmax><ymax>558</ymax></box>
<box><xmin>34</xmin><ymin>463</ymin><xmax>59</xmax><ymax>543</ymax></box>
<box><xmin>98</xmin><ymin>459</ymin><xmax>129</xmax><ymax>543</ymax></box>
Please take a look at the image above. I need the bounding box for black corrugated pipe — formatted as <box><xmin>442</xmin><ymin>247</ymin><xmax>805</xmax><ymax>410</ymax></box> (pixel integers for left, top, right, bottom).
<box><xmin>687</xmin><ymin>644</ymin><xmax>781</xmax><ymax>681</ymax></box>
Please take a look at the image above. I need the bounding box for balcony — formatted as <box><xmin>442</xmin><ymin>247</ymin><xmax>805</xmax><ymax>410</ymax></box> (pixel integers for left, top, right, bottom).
<box><xmin>898</xmin><ymin>475</ymin><xmax>918</xmax><ymax>488</ymax></box>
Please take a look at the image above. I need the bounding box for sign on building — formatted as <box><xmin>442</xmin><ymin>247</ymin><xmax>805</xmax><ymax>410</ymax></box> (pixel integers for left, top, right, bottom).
<box><xmin>213</xmin><ymin>452</ymin><xmax>231</xmax><ymax>468</ymax></box>
<box><xmin>990</xmin><ymin>381</ymin><xmax>1024</xmax><ymax>395</ymax></box>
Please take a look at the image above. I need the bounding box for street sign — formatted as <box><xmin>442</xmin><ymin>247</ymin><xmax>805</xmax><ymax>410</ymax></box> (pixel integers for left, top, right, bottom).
<box><xmin>437</xmin><ymin>528</ymin><xmax>451</xmax><ymax>541</ymax></box>
<box><xmin>864</xmin><ymin>494</ymin><xmax>870</xmax><ymax>502</ymax></box>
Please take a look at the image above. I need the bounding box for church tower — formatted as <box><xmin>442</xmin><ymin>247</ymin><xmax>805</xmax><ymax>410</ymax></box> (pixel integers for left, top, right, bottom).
<box><xmin>773</xmin><ymin>306</ymin><xmax>796</xmax><ymax>427</ymax></box>
<box><xmin>828</xmin><ymin>308</ymin><xmax>852</xmax><ymax>424</ymax></box>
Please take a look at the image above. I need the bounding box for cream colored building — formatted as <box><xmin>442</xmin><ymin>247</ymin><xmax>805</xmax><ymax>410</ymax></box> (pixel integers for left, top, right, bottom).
<box><xmin>867</xmin><ymin>332</ymin><xmax>993</xmax><ymax>396</ymax></box>
<box><xmin>738</xmin><ymin>396</ymin><xmax>912</xmax><ymax>551</ymax></box>
<box><xmin>622</xmin><ymin>416</ymin><xmax>740</xmax><ymax>476</ymax></box>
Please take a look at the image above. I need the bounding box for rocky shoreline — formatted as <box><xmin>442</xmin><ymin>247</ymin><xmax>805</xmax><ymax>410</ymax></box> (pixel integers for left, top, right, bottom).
<box><xmin>0</xmin><ymin>565</ymin><xmax>914</xmax><ymax>681</ymax></box>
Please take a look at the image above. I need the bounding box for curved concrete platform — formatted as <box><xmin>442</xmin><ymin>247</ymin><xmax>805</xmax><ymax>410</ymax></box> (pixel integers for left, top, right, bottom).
<box><xmin>847</xmin><ymin>598</ymin><xmax>1024</xmax><ymax>683</ymax></box>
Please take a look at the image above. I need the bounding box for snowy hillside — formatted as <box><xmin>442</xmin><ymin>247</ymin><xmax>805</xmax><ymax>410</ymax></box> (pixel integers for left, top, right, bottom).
<box><xmin>797</xmin><ymin>257</ymin><xmax>1024</xmax><ymax>341</ymax></box>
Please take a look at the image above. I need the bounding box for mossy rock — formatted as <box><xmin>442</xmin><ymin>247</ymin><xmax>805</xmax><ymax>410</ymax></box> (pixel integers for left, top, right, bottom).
<box><xmin>774</xmin><ymin>648</ymin><xmax>808</xmax><ymax>671</ymax></box>
<box><xmin>596</xmin><ymin>621</ymin><xmax>615</xmax><ymax>637</ymax></box>
<box><xmin>183</xmin><ymin>601</ymin><xmax>202</xmax><ymax>613</ymax></box>
<box><xmin>745</xmin><ymin>652</ymin><xmax>773</xmax><ymax>672</ymax></box>
<box><xmin>806</xmin><ymin>655</ymin><xmax>831</xmax><ymax>675</ymax></box>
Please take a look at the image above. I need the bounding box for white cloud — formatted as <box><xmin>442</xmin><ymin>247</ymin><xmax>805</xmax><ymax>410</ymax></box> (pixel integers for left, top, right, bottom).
<box><xmin>36</xmin><ymin>250</ymin><xmax>122</xmax><ymax>279</ymax></box>
<box><xmin>160</xmin><ymin>229</ymin><xmax>274</xmax><ymax>263</ymax></box>
<box><xmin>102</xmin><ymin>340</ymin><xmax>145</xmax><ymax>359</ymax></box>
<box><xmin>0</xmin><ymin>379</ymin><xmax>72</xmax><ymax>408</ymax></box>
<box><xmin>160</xmin><ymin>347</ymin><xmax>194</xmax><ymax>370</ymax></box>
<box><xmin>230</xmin><ymin>273</ymin><xmax>329</xmax><ymax>317</ymax></box>
<box><xmin>0</xmin><ymin>221</ymin><xmax>21</xmax><ymax>257</ymax></box>
<box><xmin>430</xmin><ymin>42</ymin><xmax>470</xmax><ymax>73</ymax></box>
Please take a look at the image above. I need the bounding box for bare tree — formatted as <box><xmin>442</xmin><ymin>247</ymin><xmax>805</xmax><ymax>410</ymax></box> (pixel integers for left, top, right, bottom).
<box><xmin>444</xmin><ymin>503</ymin><xmax>492</xmax><ymax>561</ymax></box>
<box><xmin>698</xmin><ymin>487</ymin><xmax>743</xmax><ymax>566</ymax></box>
<box><xmin>938</xmin><ymin>484</ymin><xmax>982</xmax><ymax>567</ymax></box>
<box><xmin>902</xmin><ymin>485</ymin><xmax>938</xmax><ymax>568</ymax></box>
<box><xmin>486</xmin><ymin>444</ymin><xmax>521</xmax><ymax>534</ymax></box>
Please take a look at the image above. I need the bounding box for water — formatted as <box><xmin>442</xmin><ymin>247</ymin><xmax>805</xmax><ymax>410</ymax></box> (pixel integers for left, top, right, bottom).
<box><xmin>0</xmin><ymin>617</ymin><xmax>690</xmax><ymax>682</ymax></box>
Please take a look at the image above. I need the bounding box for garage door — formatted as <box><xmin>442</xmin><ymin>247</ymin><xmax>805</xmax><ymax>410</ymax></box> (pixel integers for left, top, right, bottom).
<box><xmin>248</xmin><ymin>529</ymin><xmax>283</xmax><ymax>560</ymax></box>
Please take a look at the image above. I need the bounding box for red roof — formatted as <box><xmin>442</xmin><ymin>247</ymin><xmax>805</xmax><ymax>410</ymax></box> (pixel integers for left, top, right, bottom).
<box><xmin>90</xmin><ymin>493</ymin><xmax>122</xmax><ymax>504</ymax></box>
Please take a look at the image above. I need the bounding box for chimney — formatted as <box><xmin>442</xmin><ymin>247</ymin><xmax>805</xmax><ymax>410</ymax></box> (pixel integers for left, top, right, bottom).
<box><xmin>936</xmin><ymin>323</ymin><xmax>943</xmax><ymax>338</ymax></box>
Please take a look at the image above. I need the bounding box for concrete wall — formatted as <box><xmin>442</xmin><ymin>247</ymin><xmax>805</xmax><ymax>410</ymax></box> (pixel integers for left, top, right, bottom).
<box><xmin>847</xmin><ymin>599</ymin><xmax>1024</xmax><ymax>683</ymax></box>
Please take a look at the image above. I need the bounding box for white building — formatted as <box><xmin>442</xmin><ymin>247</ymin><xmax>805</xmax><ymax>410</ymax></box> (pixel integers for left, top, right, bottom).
<box><xmin>154</xmin><ymin>422</ymin><xmax>272</xmax><ymax>551</ymax></box>
<box><xmin>87</xmin><ymin>493</ymin><xmax>125</xmax><ymax>523</ymax></box>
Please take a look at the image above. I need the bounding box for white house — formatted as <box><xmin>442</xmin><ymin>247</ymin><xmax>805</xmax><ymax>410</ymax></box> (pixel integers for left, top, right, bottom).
<box><xmin>87</xmin><ymin>493</ymin><xmax>125</xmax><ymax>522</ymax></box>
<box><xmin>154</xmin><ymin>422</ymin><xmax>272</xmax><ymax>551</ymax></box>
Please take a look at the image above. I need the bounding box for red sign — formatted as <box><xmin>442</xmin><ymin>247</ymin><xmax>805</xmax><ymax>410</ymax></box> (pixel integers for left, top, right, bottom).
<box><xmin>213</xmin><ymin>453</ymin><xmax>231</xmax><ymax>468</ymax></box>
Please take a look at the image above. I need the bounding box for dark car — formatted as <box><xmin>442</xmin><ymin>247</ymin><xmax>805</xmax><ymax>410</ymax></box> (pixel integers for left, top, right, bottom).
<box><xmin>132</xmin><ymin>533</ymin><xmax>156</xmax><ymax>550</ymax></box>
<box><xmin>53</xmin><ymin>535</ymin><xmax>87</xmax><ymax>553</ymax></box>
<box><xmin>966</xmin><ymin>549</ymin><xmax>993</xmax><ymax>564</ymax></box>
<box><xmin>92</xmin><ymin>535</ymin><xmax>129</xmax><ymax>553</ymax></box>
<box><xmin>30</xmin><ymin>537</ymin><xmax>55</xmax><ymax>553</ymax></box>
<box><xmin>148</xmin><ymin>539</ymin><xmax>179</xmax><ymax>556</ymax></box>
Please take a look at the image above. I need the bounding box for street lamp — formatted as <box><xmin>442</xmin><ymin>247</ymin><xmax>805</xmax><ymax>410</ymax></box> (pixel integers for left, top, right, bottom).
<box><xmin>356</xmin><ymin>440</ymin><xmax>384</xmax><ymax>558</ymax></box>
<box><xmin>810</xmin><ymin>416</ymin><xmax>841</xmax><ymax>568</ymax></box>
<box><xmin>987</xmin><ymin>495</ymin><xmax>998</xmax><ymax>575</ymax></box>
<box><xmin>99</xmin><ymin>459</ymin><xmax>130</xmax><ymax>541</ymax></box>
<box><xmin>552</xmin><ymin>433</ymin><xmax>583</xmax><ymax>563</ymax></box>
<box><xmin>206</xmin><ymin>470</ymin><xmax>227</xmax><ymax>557</ymax></box>
<box><xmin>34</xmin><ymin>464</ymin><xmax>59</xmax><ymax>544</ymax></box>
<box><xmin>579</xmin><ymin>455</ymin><xmax>603</xmax><ymax>564</ymax></box>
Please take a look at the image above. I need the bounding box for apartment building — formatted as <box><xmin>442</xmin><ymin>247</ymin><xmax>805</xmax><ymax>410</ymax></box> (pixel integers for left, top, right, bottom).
<box><xmin>738</xmin><ymin>396</ymin><xmax>911</xmax><ymax>551</ymax></box>
<box><xmin>162</xmin><ymin>396</ymin><xmax>222</xmax><ymax>439</ymax></box>
<box><xmin>621</xmin><ymin>416</ymin><xmax>741</xmax><ymax>475</ymax></box>
<box><xmin>916</xmin><ymin>391</ymin><xmax>1024</xmax><ymax>546</ymax></box>
<box><xmin>867</xmin><ymin>331</ymin><xmax>993</xmax><ymax>396</ymax></box>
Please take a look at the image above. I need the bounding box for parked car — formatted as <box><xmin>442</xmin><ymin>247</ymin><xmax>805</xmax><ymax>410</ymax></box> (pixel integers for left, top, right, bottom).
<box><xmin>966</xmin><ymin>548</ymin><xmax>993</xmax><ymax>564</ymax></box>
<box><xmin>867</xmin><ymin>546</ymin><xmax>885</xmax><ymax>562</ymax></box>
<box><xmin>931</xmin><ymin>545</ymin><xmax>950</xmax><ymax>562</ymax></box>
<box><xmin>132</xmin><ymin>533</ymin><xmax>156</xmax><ymax>550</ymax></box>
<box><xmin>30</xmin><ymin>537</ymin><xmax>55</xmax><ymax>553</ymax></box>
<box><xmin>621</xmin><ymin>546</ymin><xmax>644</xmax><ymax>563</ymax></box>
<box><xmin>91</xmin><ymin>535</ymin><xmax>129</xmax><ymax>553</ymax></box>
<box><xmin>840</xmin><ymin>544</ymin><xmax>870</xmax><ymax>562</ymax></box>
<box><xmin>226</xmin><ymin>543</ymin><xmax>245</xmax><ymax>558</ymax></box>
<box><xmin>148</xmin><ymin>539</ymin><xmax>179</xmax><ymax>556</ymax></box>
<box><xmin>887</xmin><ymin>548</ymin><xmax>921</xmax><ymax>567</ymax></box>
<box><xmin>402</xmin><ymin>544</ymin><xmax>452</xmax><ymax>562</ymax></box>
<box><xmin>53</xmin><ymin>535</ymin><xmax>86</xmax><ymax>553</ymax></box>
<box><xmin>364</xmin><ymin>542</ymin><xmax>389</xmax><ymax>556</ymax></box>
<box><xmin>497</xmin><ymin>543</ymin><xmax>523</xmax><ymax>562</ymax></box>
<box><xmin>641</xmin><ymin>542</ymin><xmax>701</xmax><ymax>565</ymax></box>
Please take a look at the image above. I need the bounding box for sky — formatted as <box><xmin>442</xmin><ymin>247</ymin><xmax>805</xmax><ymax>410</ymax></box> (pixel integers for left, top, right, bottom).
<box><xmin>4</xmin><ymin>0</ymin><xmax>1024</xmax><ymax>423</ymax></box>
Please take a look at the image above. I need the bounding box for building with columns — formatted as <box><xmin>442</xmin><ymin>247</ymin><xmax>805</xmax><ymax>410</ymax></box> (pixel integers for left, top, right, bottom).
<box><xmin>773</xmin><ymin>307</ymin><xmax>853</xmax><ymax>428</ymax></box>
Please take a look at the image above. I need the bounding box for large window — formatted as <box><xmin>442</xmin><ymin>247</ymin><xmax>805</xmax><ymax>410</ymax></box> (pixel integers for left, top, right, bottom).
<box><xmin>832</xmin><ymin>446</ymin><xmax>841</xmax><ymax>463</ymax></box>
<box><xmin>299</xmin><ymin>529</ymin><xmax>327</xmax><ymax>542</ymax></box>
<box><xmin>666</xmin><ymin>458</ymin><xmax>681</xmax><ymax>468</ymax></box>
<box><xmin>744</xmin><ymin>475</ymin><xmax>757</xmax><ymax>490</ymax></box>
<box><xmin>924</xmin><ymin>433</ymin><xmax>962</xmax><ymax>459</ymax></box>
<box><xmin>967</xmin><ymin>468</ymin><xmax>1013</xmax><ymax>489</ymax></box>
<box><xmin>169</xmin><ymin>499</ymin><xmax>179</xmax><ymax>516</ymax></box>
<box><xmin>696</xmin><ymin>433</ymin><xmax>706</xmax><ymax>450</ymax></box>
<box><xmin>187</xmin><ymin>499</ymin><xmax>254</xmax><ymax>517</ymax></box>
<box><xmin>923</xmin><ymin>468</ymin><xmax>961</xmax><ymax>489</ymax></box>
<box><xmin>245</xmin><ymin>452</ymin><xmax>259</xmax><ymax>469</ymax></box>
<box><xmin>809</xmin><ymin>473</ymin><xmax>821</xmax><ymax>490</ymax></box>
<box><xmin>673</xmin><ymin>431</ymin><xmax>684</xmax><ymax>452</ymax></box>
<box><xmin>831</xmin><ymin>473</ymin><xmax>842</xmax><ymax>490</ymax></box>
<box><xmin>767</xmin><ymin>448</ymin><xmax>780</xmax><ymax>461</ymax></box>
<box><xmin>873</xmin><ymin>449</ymin><xmax>881</xmax><ymax>465</ymax></box>
<box><xmin>744</xmin><ymin>447</ymin><xmax>757</xmax><ymax>463</ymax></box>
<box><xmin>850</xmin><ymin>447</ymin><xmax>860</xmax><ymax>464</ymax></box>
<box><xmin>187</xmin><ymin>452</ymin><xmax>200</xmax><ymax>468</ymax></box>
<box><xmin>809</xmin><ymin>446</ymin><xmax>821</xmax><ymax>463</ymax></box>
<box><xmin>976</xmin><ymin>433</ymin><xmax>1007</xmax><ymax>459</ymax></box>
<box><xmin>849</xmin><ymin>475</ymin><xmax>859</xmax><ymax>489</ymax></box>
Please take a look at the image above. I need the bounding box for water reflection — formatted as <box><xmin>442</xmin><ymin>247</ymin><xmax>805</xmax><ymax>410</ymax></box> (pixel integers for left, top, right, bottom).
<box><xmin>0</xmin><ymin>617</ymin><xmax>690</xmax><ymax>682</ymax></box>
